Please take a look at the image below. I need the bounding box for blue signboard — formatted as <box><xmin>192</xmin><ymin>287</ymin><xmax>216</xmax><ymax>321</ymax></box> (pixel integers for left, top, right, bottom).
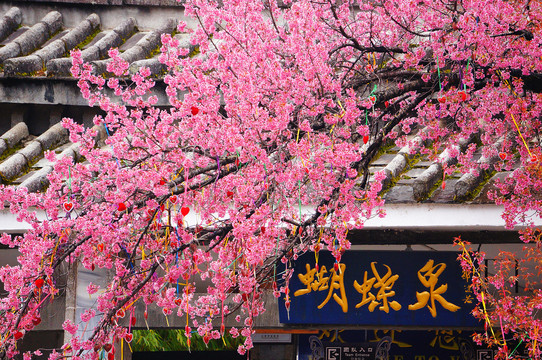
<box><xmin>297</xmin><ymin>330</ymin><xmax>502</xmax><ymax>360</ymax></box>
<box><xmin>278</xmin><ymin>251</ymin><xmax>479</xmax><ymax>327</ymax></box>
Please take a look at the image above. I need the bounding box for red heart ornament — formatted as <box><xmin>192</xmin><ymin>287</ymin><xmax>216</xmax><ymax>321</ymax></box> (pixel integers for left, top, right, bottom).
<box><xmin>191</xmin><ymin>106</ymin><xmax>199</xmax><ymax>116</ymax></box>
<box><xmin>334</xmin><ymin>262</ymin><xmax>339</xmax><ymax>272</ymax></box>
<box><xmin>125</xmin><ymin>333</ymin><xmax>133</xmax><ymax>343</ymax></box>
<box><xmin>458</xmin><ymin>91</ymin><xmax>467</xmax><ymax>101</ymax></box>
<box><xmin>181</xmin><ymin>207</ymin><xmax>190</xmax><ymax>216</ymax></box>
<box><xmin>35</xmin><ymin>278</ymin><xmax>44</xmax><ymax>289</ymax></box>
<box><xmin>369</xmin><ymin>96</ymin><xmax>376</xmax><ymax>104</ymax></box>
<box><xmin>499</xmin><ymin>152</ymin><xmax>506</xmax><ymax>160</ymax></box>
<box><xmin>117</xmin><ymin>202</ymin><xmax>126</xmax><ymax>212</ymax></box>
<box><xmin>384</xmin><ymin>100</ymin><xmax>389</xmax><ymax>108</ymax></box>
<box><xmin>438</xmin><ymin>95</ymin><xmax>446</xmax><ymax>103</ymax></box>
<box><xmin>226</xmin><ymin>191</ymin><xmax>234</xmax><ymax>199</ymax></box>
<box><xmin>169</xmin><ymin>195</ymin><xmax>178</xmax><ymax>204</ymax></box>
<box><xmin>131</xmin><ymin>316</ymin><xmax>137</xmax><ymax>326</ymax></box>
<box><xmin>63</xmin><ymin>202</ymin><xmax>73</xmax><ymax>212</ymax></box>
<box><xmin>103</xmin><ymin>344</ymin><xmax>112</xmax><ymax>352</ymax></box>
<box><xmin>108</xmin><ymin>352</ymin><xmax>114</xmax><ymax>360</ymax></box>
<box><xmin>116</xmin><ymin>309</ymin><xmax>125</xmax><ymax>318</ymax></box>
<box><xmin>363</xmin><ymin>135</ymin><xmax>369</xmax><ymax>144</ymax></box>
<box><xmin>442</xmin><ymin>181</ymin><xmax>446</xmax><ymax>190</ymax></box>
<box><xmin>13</xmin><ymin>331</ymin><xmax>23</xmax><ymax>340</ymax></box>
<box><xmin>32</xmin><ymin>317</ymin><xmax>41</xmax><ymax>326</ymax></box>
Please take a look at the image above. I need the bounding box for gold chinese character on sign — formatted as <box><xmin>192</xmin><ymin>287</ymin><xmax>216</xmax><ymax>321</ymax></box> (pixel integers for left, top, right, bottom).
<box><xmin>353</xmin><ymin>262</ymin><xmax>402</xmax><ymax>313</ymax></box>
<box><xmin>429</xmin><ymin>330</ymin><xmax>461</xmax><ymax>350</ymax></box>
<box><xmin>294</xmin><ymin>263</ymin><xmax>348</xmax><ymax>313</ymax></box>
<box><xmin>408</xmin><ymin>260</ymin><xmax>460</xmax><ymax>317</ymax></box>
<box><xmin>294</xmin><ymin>264</ymin><xmax>329</xmax><ymax>296</ymax></box>
<box><xmin>321</xmin><ymin>263</ymin><xmax>348</xmax><ymax>312</ymax></box>
<box><xmin>319</xmin><ymin>330</ymin><xmax>345</xmax><ymax>343</ymax></box>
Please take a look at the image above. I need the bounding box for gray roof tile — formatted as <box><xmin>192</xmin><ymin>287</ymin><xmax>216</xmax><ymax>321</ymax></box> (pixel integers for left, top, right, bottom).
<box><xmin>0</xmin><ymin>7</ymin><xmax>179</xmax><ymax>78</ymax></box>
<box><xmin>0</xmin><ymin>119</ymin><xmax>103</xmax><ymax>191</ymax></box>
<box><xmin>0</xmin><ymin>7</ymin><xmax>22</xmax><ymax>42</ymax></box>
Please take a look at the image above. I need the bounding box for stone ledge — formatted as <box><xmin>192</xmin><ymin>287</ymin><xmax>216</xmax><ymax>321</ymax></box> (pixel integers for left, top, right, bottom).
<box><xmin>0</xmin><ymin>77</ymin><xmax>173</xmax><ymax>106</ymax></box>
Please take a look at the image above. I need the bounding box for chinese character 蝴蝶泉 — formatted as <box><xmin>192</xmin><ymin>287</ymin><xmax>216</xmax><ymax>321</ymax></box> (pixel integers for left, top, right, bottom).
<box><xmin>294</xmin><ymin>263</ymin><xmax>348</xmax><ymax>312</ymax></box>
<box><xmin>353</xmin><ymin>262</ymin><xmax>402</xmax><ymax>313</ymax></box>
<box><xmin>294</xmin><ymin>263</ymin><xmax>330</xmax><ymax>296</ymax></box>
<box><xmin>408</xmin><ymin>260</ymin><xmax>460</xmax><ymax>317</ymax></box>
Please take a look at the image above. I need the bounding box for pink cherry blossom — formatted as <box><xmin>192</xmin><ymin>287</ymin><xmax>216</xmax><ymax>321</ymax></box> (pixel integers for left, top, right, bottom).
<box><xmin>0</xmin><ymin>0</ymin><xmax>541</xmax><ymax>358</ymax></box>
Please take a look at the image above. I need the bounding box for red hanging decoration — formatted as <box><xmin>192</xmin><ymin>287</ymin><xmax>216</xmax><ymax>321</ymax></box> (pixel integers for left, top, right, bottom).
<box><xmin>63</xmin><ymin>202</ymin><xmax>73</xmax><ymax>212</ymax></box>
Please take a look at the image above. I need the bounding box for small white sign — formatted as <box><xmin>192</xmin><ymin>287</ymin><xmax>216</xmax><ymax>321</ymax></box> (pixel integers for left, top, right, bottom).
<box><xmin>252</xmin><ymin>333</ymin><xmax>292</xmax><ymax>343</ymax></box>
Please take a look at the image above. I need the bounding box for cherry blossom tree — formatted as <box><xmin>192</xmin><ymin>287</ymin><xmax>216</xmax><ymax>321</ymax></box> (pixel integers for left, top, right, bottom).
<box><xmin>1</xmin><ymin>0</ymin><xmax>541</xmax><ymax>358</ymax></box>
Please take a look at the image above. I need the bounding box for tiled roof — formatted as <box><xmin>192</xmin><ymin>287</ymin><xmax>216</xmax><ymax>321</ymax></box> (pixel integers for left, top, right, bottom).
<box><xmin>0</xmin><ymin>6</ymin><xmax>516</xmax><ymax>203</ymax></box>
<box><xmin>0</xmin><ymin>121</ymin><xmax>105</xmax><ymax>192</ymax></box>
<box><xmin>0</xmin><ymin>118</ymin><xmax>509</xmax><ymax>205</ymax></box>
<box><xmin>373</xmin><ymin>132</ymin><xmax>510</xmax><ymax>204</ymax></box>
<box><xmin>0</xmin><ymin>6</ymin><xmax>179</xmax><ymax>78</ymax></box>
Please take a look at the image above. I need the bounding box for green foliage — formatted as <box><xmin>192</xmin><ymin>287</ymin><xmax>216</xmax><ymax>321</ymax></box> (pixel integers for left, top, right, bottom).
<box><xmin>132</xmin><ymin>329</ymin><xmax>245</xmax><ymax>352</ymax></box>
